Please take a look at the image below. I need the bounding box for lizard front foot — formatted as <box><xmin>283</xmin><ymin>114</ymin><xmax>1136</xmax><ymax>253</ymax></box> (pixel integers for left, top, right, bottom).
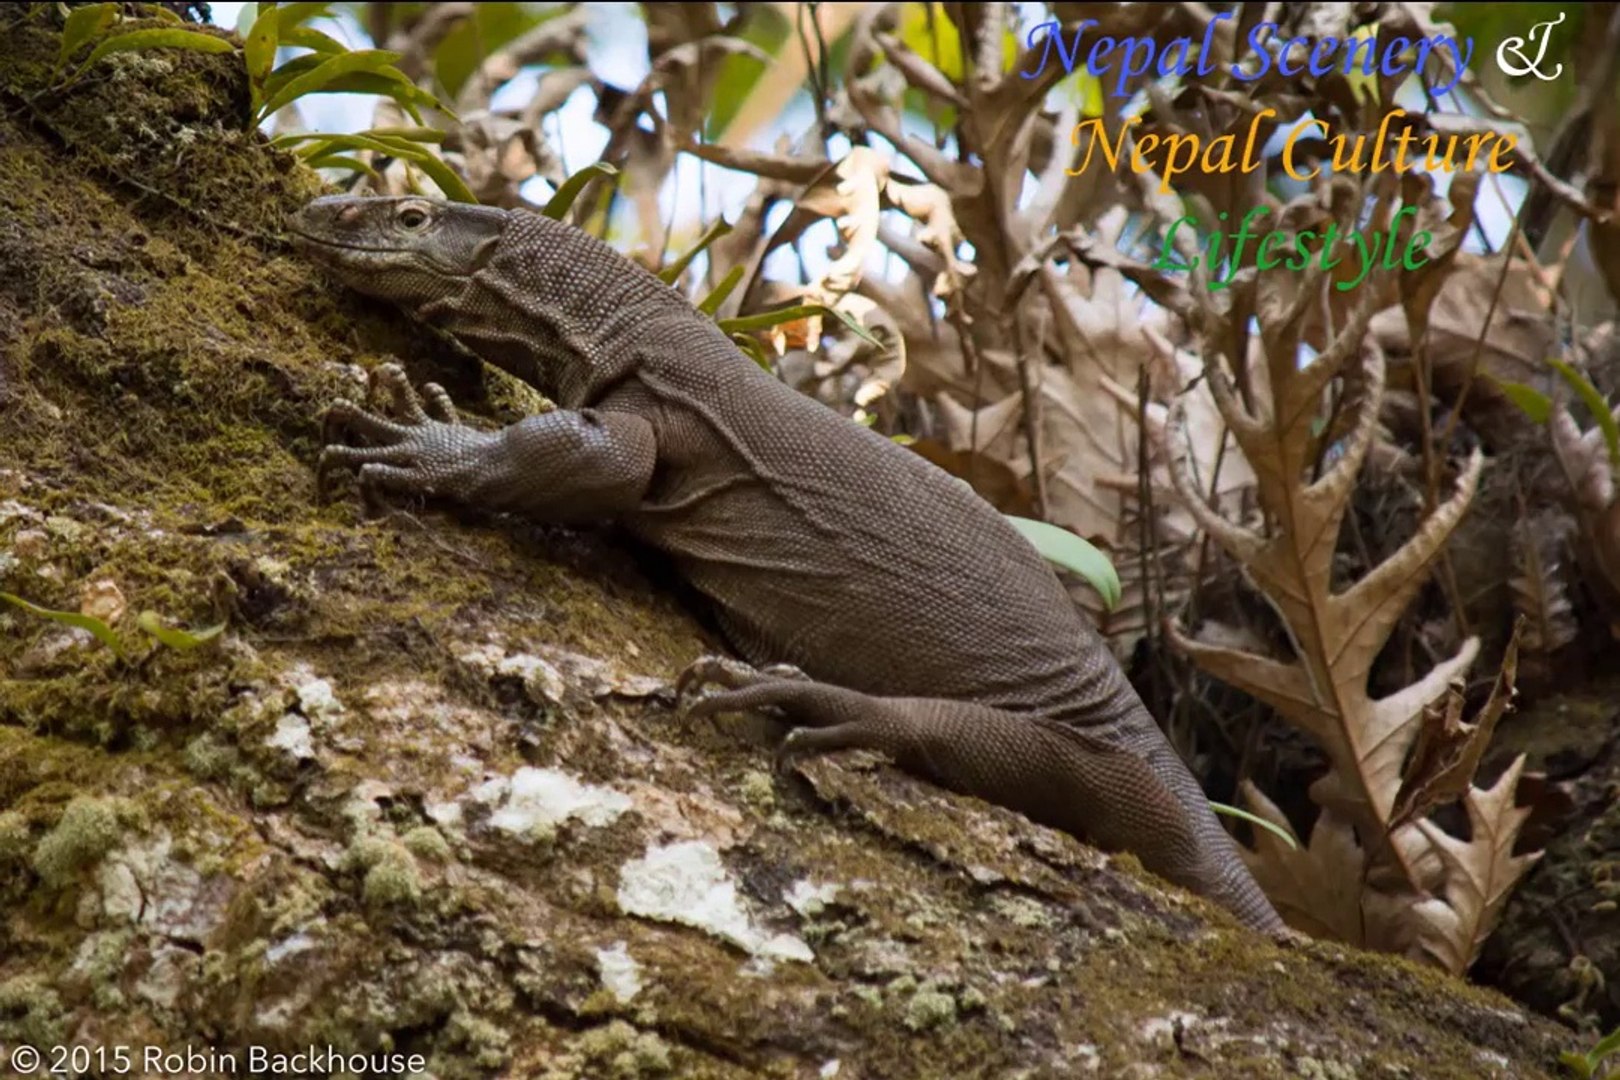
<box><xmin>317</xmin><ymin>363</ymin><xmax>492</xmax><ymax>513</ymax></box>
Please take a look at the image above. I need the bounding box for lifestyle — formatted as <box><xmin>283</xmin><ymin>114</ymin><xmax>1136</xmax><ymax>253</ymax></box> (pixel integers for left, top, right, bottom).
<box><xmin>1151</xmin><ymin>205</ymin><xmax>1432</xmax><ymax>291</ymax></box>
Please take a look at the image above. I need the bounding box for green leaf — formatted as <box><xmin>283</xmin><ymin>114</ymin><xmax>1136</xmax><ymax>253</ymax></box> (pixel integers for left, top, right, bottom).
<box><xmin>279</xmin><ymin>23</ymin><xmax>346</xmax><ymax>53</ymax></box>
<box><xmin>274</xmin><ymin>1</ymin><xmax>331</xmax><ymax>32</ymax></box>
<box><xmin>260</xmin><ymin>49</ymin><xmax>323</xmax><ymax>98</ymax></box>
<box><xmin>72</xmin><ymin>27</ymin><xmax>235</xmax><ymax>80</ymax></box>
<box><xmin>255</xmin><ymin>48</ymin><xmax>408</xmax><ymax>123</ymax></box>
<box><xmin>1564</xmin><ymin>1024</ymin><xmax>1620</xmax><ymax>1077</ymax></box>
<box><xmin>1549</xmin><ymin>358</ymin><xmax>1620</xmax><ymax>469</ymax></box>
<box><xmin>542</xmin><ymin>162</ymin><xmax>620</xmax><ymax>220</ymax></box>
<box><xmin>277</xmin><ymin>131</ymin><xmax>475</xmax><ymax>203</ymax></box>
<box><xmin>718</xmin><ymin>303</ymin><xmax>881</xmax><ymax>347</ymax></box>
<box><xmin>1487</xmin><ymin>374</ymin><xmax>1552</xmax><ymax>424</ymax></box>
<box><xmin>141</xmin><ymin>3</ymin><xmax>186</xmax><ymax>22</ymax></box>
<box><xmin>697</xmin><ymin>265</ymin><xmax>744</xmax><ymax>316</ymax></box>
<box><xmin>1003</xmin><ymin>515</ymin><xmax>1122</xmax><ymax>611</ymax></box>
<box><xmin>136</xmin><ymin>610</ymin><xmax>224</xmax><ymax>650</ymax></box>
<box><xmin>730</xmin><ymin>333</ymin><xmax>771</xmax><ymax>370</ymax></box>
<box><xmin>1559</xmin><ymin>1050</ymin><xmax>1592</xmax><ymax>1079</ymax></box>
<box><xmin>0</xmin><ymin>591</ymin><xmax>122</xmax><ymax>657</ymax></box>
<box><xmin>303</xmin><ymin>153</ymin><xmax>380</xmax><ymax>178</ymax></box>
<box><xmin>57</xmin><ymin>2</ymin><xmax>118</xmax><ymax>70</ymax></box>
<box><xmin>243</xmin><ymin>1</ymin><xmax>280</xmax><ymax>114</ymax></box>
<box><xmin>278</xmin><ymin>70</ymin><xmax>447</xmax><ymax>124</ymax></box>
<box><xmin>399</xmin><ymin>151</ymin><xmax>477</xmax><ymax>204</ymax></box>
<box><xmin>363</xmin><ymin>126</ymin><xmax>446</xmax><ymax>143</ymax></box>
<box><xmin>432</xmin><ymin>2</ymin><xmax>548</xmax><ymax>100</ymax></box>
<box><xmin>659</xmin><ymin>216</ymin><xmax>733</xmax><ymax>285</ymax></box>
<box><xmin>1209</xmin><ymin>802</ymin><xmax>1300</xmax><ymax>849</ymax></box>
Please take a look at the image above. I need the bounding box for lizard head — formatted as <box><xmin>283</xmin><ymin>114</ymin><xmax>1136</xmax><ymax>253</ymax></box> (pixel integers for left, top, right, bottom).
<box><xmin>289</xmin><ymin>195</ymin><xmax>507</xmax><ymax>320</ymax></box>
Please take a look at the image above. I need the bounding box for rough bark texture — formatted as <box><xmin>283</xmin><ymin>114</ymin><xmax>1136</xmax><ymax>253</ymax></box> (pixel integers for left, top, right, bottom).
<box><xmin>0</xmin><ymin>15</ymin><xmax>1584</xmax><ymax>1078</ymax></box>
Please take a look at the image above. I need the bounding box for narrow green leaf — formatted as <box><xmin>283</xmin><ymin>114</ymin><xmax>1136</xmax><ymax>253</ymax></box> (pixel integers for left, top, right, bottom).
<box><xmin>261</xmin><ymin>50</ymin><xmax>323</xmax><ymax>99</ymax></box>
<box><xmin>277</xmin><ymin>132</ymin><xmax>475</xmax><ymax>202</ymax></box>
<box><xmin>303</xmin><ymin>153</ymin><xmax>380</xmax><ymax>178</ymax></box>
<box><xmin>1487</xmin><ymin>374</ymin><xmax>1552</xmax><ymax>424</ymax></box>
<box><xmin>255</xmin><ymin>48</ymin><xmax>407</xmax><ymax>123</ymax></box>
<box><xmin>1558</xmin><ymin>1050</ymin><xmax>1591</xmax><ymax>1079</ymax></box>
<box><xmin>57</xmin><ymin>2</ymin><xmax>118</xmax><ymax>69</ymax></box>
<box><xmin>542</xmin><ymin>162</ymin><xmax>620</xmax><ymax>220</ymax></box>
<box><xmin>718</xmin><ymin>303</ymin><xmax>881</xmax><ymax>347</ymax></box>
<box><xmin>400</xmin><ymin>151</ymin><xmax>477</xmax><ymax>204</ymax></box>
<box><xmin>697</xmin><ymin>265</ymin><xmax>744</xmax><ymax>316</ymax></box>
<box><xmin>278</xmin><ymin>23</ymin><xmax>345</xmax><ymax>53</ymax></box>
<box><xmin>0</xmin><ymin>591</ymin><xmax>123</xmax><ymax>656</ymax></box>
<box><xmin>260</xmin><ymin>63</ymin><xmax>445</xmax><ymax>125</ymax></box>
<box><xmin>363</xmin><ymin>126</ymin><xmax>446</xmax><ymax>143</ymax></box>
<box><xmin>658</xmin><ymin>216</ymin><xmax>733</xmax><ymax>285</ymax></box>
<box><xmin>285</xmin><ymin>132</ymin><xmax>437</xmax><ymax>158</ymax></box>
<box><xmin>141</xmin><ymin>3</ymin><xmax>186</xmax><ymax>22</ymax></box>
<box><xmin>1209</xmin><ymin>802</ymin><xmax>1300</xmax><ymax>849</ymax></box>
<box><xmin>1578</xmin><ymin>1024</ymin><xmax>1620</xmax><ymax>1073</ymax></box>
<box><xmin>136</xmin><ymin>610</ymin><xmax>225</xmax><ymax>650</ymax></box>
<box><xmin>274</xmin><ymin>2</ymin><xmax>330</xmax><ymax>32</ymax></box>
<box><xmin>243</xmin><ymin>1</ymin><xmax>280</xmax><ymax>115</ymax></box>
<box><xmin>73</xmin><ymin>27</ymin><xmax>235</xmax><ymax>80</ymax></box>
<box><xmin>1003</xmin><ymin>515</ymin><xmax>1122</xmax><ymax>611</ymax></box>
<box><xmin>1549</xmin><ymin>358</ymin><xmax>1620</xmax><ymax>469</ymax></box>
<box><xmin>730</xmin><ymin>333</ymin><xmax>771</xmax><ymax>370</ymax></box>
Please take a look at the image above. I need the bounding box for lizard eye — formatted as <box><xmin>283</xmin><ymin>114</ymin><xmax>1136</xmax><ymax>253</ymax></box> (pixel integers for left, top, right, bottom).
<box><xmin>397</xmin><ymin>205</ymin><xmax>430</xmax><ymax>230</ymax></box>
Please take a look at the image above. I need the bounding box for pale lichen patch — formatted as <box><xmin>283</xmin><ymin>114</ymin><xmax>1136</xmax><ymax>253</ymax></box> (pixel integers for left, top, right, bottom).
<box><xmin>596</xmin><ymin>941</ymin><xmax>643</xmax><ymax>1004</ymax></box>
<box><xmin>616</xmin><ymin>839</ymin><xmax>813</xmax><ymax>963</ymax></box>
<box><xmin>477</xmin><ymin>766</ymin><xmax>633</xmax><ymax>838</ymax></box>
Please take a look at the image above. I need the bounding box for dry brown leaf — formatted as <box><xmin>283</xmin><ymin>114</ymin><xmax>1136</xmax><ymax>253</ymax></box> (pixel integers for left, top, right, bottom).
<box><xmin>1411</xmin><ymin>755</ymin><xmax>1543</xmax><ymax>974</ymax></box>
<box><xmin>1237</xmin><ymin>782</ymin><xmax>1366</xmax><ymax>942</ymax></box>
<box><xmin>1389</xmin><ymin>619</ymin><xmax>1522</xmax><ymax>831</ymax></box>
<box><xmin>1165</xmin><ymin>327</ymin><xmax>1485</xmax><ymax>840</ymax></box>
<box><xmin>1510</xmin><ymin>516</ymin><xmax>1578</xmax><ymax>654</ymax></box>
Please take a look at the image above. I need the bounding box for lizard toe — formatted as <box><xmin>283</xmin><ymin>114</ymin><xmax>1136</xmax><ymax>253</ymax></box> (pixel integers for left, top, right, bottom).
<box><xmin>322</xmin><ymin>399</ymin><xmax>412</xmax><ymax>446</ymax></box>
<box><xmin>674</xmin><ymin>654</ymin><xmax>768</xmax><ymax>699</ymax></box>
<box><xmin>370</xmin><ymin>362</ymin><xmax>430</xmax><ymax>423</ymax></box>
<box><xmin>420</xmin><ymin>382</ymin><xmax>460</xmax><ymax>424</ymax></box>
<box><xmin>776</xmin><ymin>722</ymin><xmax>877</xmax><ymax>772</ymax></box>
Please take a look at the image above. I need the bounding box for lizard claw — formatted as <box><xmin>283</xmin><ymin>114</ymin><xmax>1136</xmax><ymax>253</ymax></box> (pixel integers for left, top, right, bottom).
<box><xmin>674</xmin><ymin>654</ymin><xmax>810</xmax><ymax>702</ymax></box>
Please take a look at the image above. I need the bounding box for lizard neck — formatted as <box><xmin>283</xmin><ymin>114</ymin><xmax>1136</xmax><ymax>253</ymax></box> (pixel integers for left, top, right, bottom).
<box><xmin>421</xmin><ymin>218</ymin><xmax>678</xmax><ymax>408</ymax></box>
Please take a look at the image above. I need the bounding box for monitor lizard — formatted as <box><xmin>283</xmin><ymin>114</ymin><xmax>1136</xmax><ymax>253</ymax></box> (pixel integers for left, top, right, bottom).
<box><xmin>290</xmin><ymin>194</ymin><xmax>1285</xmax><ymax>935</ymax></box>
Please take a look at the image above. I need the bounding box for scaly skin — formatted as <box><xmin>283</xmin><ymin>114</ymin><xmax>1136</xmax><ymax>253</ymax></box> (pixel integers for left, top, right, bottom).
<box><xmin>290</xmin><ymin>194</ymin><xmax>1285</xmax><ymax>934</ymax></box>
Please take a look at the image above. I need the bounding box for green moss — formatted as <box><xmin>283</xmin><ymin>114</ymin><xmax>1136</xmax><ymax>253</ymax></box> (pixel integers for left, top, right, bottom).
<box><xmin>32</xmin><ymin>795</ymin><xmax>128</xmax><ymax>887</ymax></box>
<box><xmin>901</xmin><ymin>980</ymin><xmax>959</xmax><ymax>1032</ymax></box>
<box><xmin>445</xmin><ymin>1010</ymin><xmax>512</xmax><ymax>1070</ymax></box>
<box><xmin>402</xmin><ymin>825</ymin><xmax>452</xmax><ymax>863</ymax></box>
<box><xmin>345</xmin><ymin>835</ymin><xmax>423</xmax><ymax>908</ymax></box>
<box><xmin>562</xmin><ymin>1020</ymin><xmax>672</xmax><ymax>1079</ymax></box>
<box><xmin>183</xmin><ymin>733</ymin><xmax>237</xmax><ymax>780</ymax></box>
<box><xmin>0</xmin><ymin>811</ymin><xmax>29</xmax><ymax>861</ymax></box>
<box><xmin>736</xmin><ymin>769</ymin><xmax>775</xmax><ymax>810</ymax></box>
<box><xmin>0</xmin><ymin>975</ymin><xmax>68</xmax><ymax>1045</ymax></box>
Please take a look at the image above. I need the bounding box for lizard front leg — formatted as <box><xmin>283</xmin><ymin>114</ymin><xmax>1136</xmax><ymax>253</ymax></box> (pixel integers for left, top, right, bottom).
<box><xmin>680</xmin><ymin>665</ymin><xmax>1284</xmax><ymax>934</ymax></box>
<box><xmin>318</xmin><ymin>363</ymin><xmax>656</xmax><ymax>522</ymax></box>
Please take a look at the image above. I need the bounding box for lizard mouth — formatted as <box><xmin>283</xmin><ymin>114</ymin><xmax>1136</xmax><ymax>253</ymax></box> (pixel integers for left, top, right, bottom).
<box><xmin>286</xmin><ymin>229</ymin><xmax>404</xmax><ymax>254</ymax></box>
